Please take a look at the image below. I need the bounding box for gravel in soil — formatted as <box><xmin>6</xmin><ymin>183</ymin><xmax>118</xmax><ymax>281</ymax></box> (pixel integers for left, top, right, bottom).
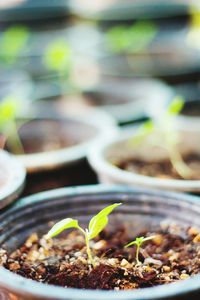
<box><xmin>0</xmin><ymin>223</ymin><xmax>200</xmax><ymax>290</ymax></box>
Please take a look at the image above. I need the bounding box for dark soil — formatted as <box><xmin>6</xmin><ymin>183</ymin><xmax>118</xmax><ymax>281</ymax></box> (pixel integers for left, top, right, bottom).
<box><xmin>5</xmin><ymin>119</ymin><xmax>94</xmax><ymax>155</ymax></box>
<box><xmin>117</xmin><ymin>153</ymin><xmax>200</xmax><ymax>180</ymax></box>
<box><xmin>20</xmin><ymin>120</ymin><xmax>77</xmax><ymax>154</ymax></box>
<box><xmin>22</xmin><ymin>159</ymin><xmax>97</xmax><ymax>196</ymax></box>
<box><xmin>1</xmin><ymin>223</ymin><xmax>200</xmax><ymax>290</ymax></box>
<box><xmin>180</xmin><ymin>101</ymin><xmax>200</xmax><ymax>117</ymax></box>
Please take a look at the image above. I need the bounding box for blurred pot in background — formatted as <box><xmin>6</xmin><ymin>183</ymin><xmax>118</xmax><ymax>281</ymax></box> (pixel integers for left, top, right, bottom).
<box><xmin>69</xmin><ymin>0</ymin><xmax>190</xmax><ymax>27</ymax></box>
<box><xmin>0</xmin><ymin>150</ymin><xmax>25</xmax><ymax>209</ymax></box>
<box><xmin>0</xmin><ymin>0</ymin><xmax>71</xmax><ymax>25</ymax></box>
<box><xmin>93</xmin><ymin>22</ymin><xmax>200</xmax><ymax>85</ymax></box>
<box><xmin>82</xmin><ymin>77</ymin><xmax>174</xmax><ymax>125</ymax></box>
<box><xmin>0</xmin><ymin>24</ymin><xmax>100</xmax><ymax>83</ymax></box>
<box><xmin>89</xmin><ymin>122</ymin><xmax>200</xmax><ymax>193</ymax></box>
<box><xmin>69</xmin><ymin>1</ymin><xmax>200</xmax><ymax>85</ymax></box>
<box><xmin>2</xmin><ymin>98</ymin><xmax>117</xmax><ymax>195</ymax></box>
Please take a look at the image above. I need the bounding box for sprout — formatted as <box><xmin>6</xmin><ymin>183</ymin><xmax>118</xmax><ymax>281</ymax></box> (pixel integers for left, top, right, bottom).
<box><xmin>0</xmin><ymin>26</ymin><xmax>29</xmax><ymax>64</ymax></box>
<box><xmin>46</xmin><ymin>203</ymin><xmax>122</xmax><ymax>267</ymax></box>
<box><xmin>106</xmin><ymin>21</ymin><xmax>157</xmax><ymax>53</ymax></box>
<box><xmin>125</xmin><ymin>236</ymin><xmax>156</xmax><ymax>265</ymax></box>
<box><xmin>43</xmin><ymin>39</ymin><xmax>73</xmax><ymax>93</ymax></box>
<box><xmin>44</xmin><ymin>39</ymin><xmax>72</xmax><ymax>73</ymax></box>
<box><xmin>130</xmin><ymin>96</ymin><xmax>193</xmax><ymax>179</ymax></box>
<box><xmin>187</xmin><ymin>5</ymin><xmax>200</xmax><ymax>49</ymax></box>
<box><xmin>0</xmin><ymin>95</ymin><xmax>24</xmax><ymax>154</ymax></box>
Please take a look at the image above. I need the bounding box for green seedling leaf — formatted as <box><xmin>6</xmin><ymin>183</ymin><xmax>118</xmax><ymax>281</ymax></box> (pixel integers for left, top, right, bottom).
<box><xmin>128</xmin><ymin>95</ymin><xmax>193</xmax><ymax>179</ymax></box>
<box><xmin>46</xmin><ymin>203</ymin><xmax>121</xmax><ymax>267</ymax></box>
<box><xmin>88</xmin><ymin>203</ymin><xmax>122</xmax><ymax>239</ymax></box>
<box><xmin>106</xmin><ymin>21</ymin><xmax>157</xmax><ymax>53</ymax></box>
<box><xmin>125</xmin><ymin>235</ymin><xmax>156</xmax><ymax>264</ymax></box>
<box><xmin>190</xmin><ymin>5</ymin><xmax>200</xmax><ymax>28</ymax></box>
<box><xmin>187</xmin><ymin>6</ymin><xmax>200</xmax><ymax>49</ymax></box>
<box><xmin>46</xmin><ymin>218</ymin><xmax>79</xmax><ymax>239</ymax></box>
<box><xmin>129</xmin><ymin>120</ymin><xmax>155</xmax><ymax>146</ymax></box>
<box><xmin>0</xmin><ymin>95</ymin><xmax>18</xmax><ymax>127</ymax></box>
<box><xmin>125</xmin><ymin>236</ymin><xmax>156</xmax><ymax>248</ymax></box>
<box><xmin>1</xmin><ymin>26</ymin><xmax>29</xmax><ymax>64</ymax></box>
<box><xmin>167</xmin><ymin>96</ymin><xmax>184</xmax><ymax>115</ymax></box>
<box><xmin>0</xmin><ymin>95</ymin><xmax>25</xmax><ymax>154</ymax></box>
<box><xmin>44</xmin><ymin>39</ymin><xmax>72</xmax><ymax>72</ymax></box>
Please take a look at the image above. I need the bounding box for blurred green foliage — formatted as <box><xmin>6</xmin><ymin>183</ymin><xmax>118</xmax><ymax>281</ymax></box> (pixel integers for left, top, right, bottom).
<box><xmin>106</xmin><ymin>21</ymin><xmax>157</xmax><ymax>53</ymax></box>
<box><xmin>0</xmin><ymin>26</ymin><xmax>29</xmax><ymax>64</ymax></box>
<box><xmin>0</xmin><ymin>95</ymin><xmax>24</xmax><ymax>154</ymax></box>
<box><xmin>44</xmin><ymin>39</ymin><xmax>72</xmax><ymax>73</ymax></box>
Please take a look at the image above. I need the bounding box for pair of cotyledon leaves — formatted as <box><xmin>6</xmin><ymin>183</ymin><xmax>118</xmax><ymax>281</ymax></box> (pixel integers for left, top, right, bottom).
<box><xmin>47</xmin><ymin>203</ymin><xmax>121</xmax><ymax>240</ymax></box>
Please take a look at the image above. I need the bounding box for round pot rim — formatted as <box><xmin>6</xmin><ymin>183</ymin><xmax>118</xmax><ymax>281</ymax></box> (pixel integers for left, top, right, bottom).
<box><xmin>88</xmin><ymin>127</ymin><xmax>200</xmax><ymax>192</ymax></box>
<box><xmin>69</xmin><ymin>0</ymin><xmax>189</xmax><ymax>21</ymax></box>
<box><xmin>0</xmin><ymin>184</ymin><xmax>200</xmax><ymax>299</ymax></box>
<box><xmin>0</xmin><ymin>150</ymin><xmax>26</xmax><ymax>209</ymax></box>
<box><xmin>85</xmin><ymin>78</ymin><xmax>174</xmax><ymax>124</ymax></box>
<box><xmin>14</xmin><ymin>109</ymin><xmax>117</xmax><ymax>173</ymax></box>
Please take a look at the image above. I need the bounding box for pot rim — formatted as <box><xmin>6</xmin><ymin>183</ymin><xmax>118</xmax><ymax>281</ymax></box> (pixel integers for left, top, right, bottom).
<box><xmin>0</xmin><ymin>150</ymin><xmax>26</xmax><ymax>209</ymax></box>
<box><xmin>84</xmin><ymin>78</ymin><xmax>174</xmax><ymax>124</ymax></box>
<box><xmin>0</xmin><ymin>185</ymin><xmax>200</xmax><ymax>299</ymax></box>
<box><xmin>69</xmin><ymin>0</ymin><xmax>189</xmax><ymax>21</ymax></box>
<box><xmin>14</xmin><ymin>109</ymin><xmax>117</xmax><ymax>173</ymax></box>
<box><xmin>88</xmin><ymin>126</ymin><xmax>200</xmax><ymax>192</ymax></box>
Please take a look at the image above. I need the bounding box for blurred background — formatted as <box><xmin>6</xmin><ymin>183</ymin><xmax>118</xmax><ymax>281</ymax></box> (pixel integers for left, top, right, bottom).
<box><xmin>0</xmin><ymin>0</ymin><xmax>200</xmax><ymax>122</ymax></box>
<box><xmin>0</xmin><ymin>0</ymin><xmax>200</xmax><ymax>199</ymax></box>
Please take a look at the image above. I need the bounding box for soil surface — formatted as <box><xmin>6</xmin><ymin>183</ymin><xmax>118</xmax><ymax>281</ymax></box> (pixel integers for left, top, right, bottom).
<box><xmin>5</xmin><ymin>119</ymin><xmax>94</xmax><ymax>155</ymax></box>
<box><xmin>1</xmin><ymin>223</ymin><xmax>200</xmax><ymax>290</ymax></box>
<box><xmin>117</xmin><ymin>153</ymin><xmax>200</xmax><ymax>180</ymax></box>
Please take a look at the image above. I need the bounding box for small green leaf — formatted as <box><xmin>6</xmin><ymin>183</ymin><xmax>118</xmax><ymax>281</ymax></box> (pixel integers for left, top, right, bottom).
<box><xmin>88</xmin><ymin>203</ymin><xmax>121</xmax><ymax>239</ymax></box>
<box><xmin>106</xmin><ymin>21</ymin><xmax>157</xmax><ymax>53</ymax></box>
<box><xmin>1</xmin><ymin>26</ymin><xmax>29</xmax><ymax>64</ymax></box>
<box><xmin>167</xmin><ymin>96</ymin><xmax>184</xmax><ymax>115</ymax></box>
<box><xmin>46</xmin><ymin>218</ymin><xmax>79</xmax><ymax>239</ymax></box>
<box><xmin>125</xmin><ymin>235</ymin><xmax>156</xmax><ymax>248</ymax></box>
<box><xmin>129</xmin><ymin>120</ymin><xmax>154</xmax><ymax>146</ymax></box>
<box><xmin>0</xmin><ymin>95</ymin><xmax>19</xmax><ymax>129</ymax></box>
<box><xmin>44</xmin><ymin>39</ymin><xmax>72</xmax><ymax>72</ymax></box>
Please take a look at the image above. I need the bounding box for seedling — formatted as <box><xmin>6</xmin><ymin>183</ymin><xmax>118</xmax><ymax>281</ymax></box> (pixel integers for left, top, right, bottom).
<box><xmin>46</xmin><ymin>203</ymin><xmax>121</xmax><ymax>267</ymax></box>
<box><xmin>0</xmin><ymin>95</ymin><xmax>24</xmax><ymax>154</ymax></box>
<box><xmin>43</xmin><ymin>39</ymin><xmax>72</xmax><ymax>93</ymax></box>
<box><xmin>187</xmin><ymin>5</ymin><xmax>200</xmax><ymax>49</ymax></box>
<box><xmin>0</xmin><ymin>25</ymin><xmax>29</xmax><ymax>64</ymax></box>
<box><xmin>130</xmin><ymin>96</ymin><xmax>193</xmax><ymax>179</ymax></box>
<box><xmin>125</xmin><ymin>236</ymin><xmax>156</xmax><ymax>265</ymax></box>
<box><xmin>106</xmin><ymin>21</ymin><xmax>157</xmax><ymax>53</ymax></box>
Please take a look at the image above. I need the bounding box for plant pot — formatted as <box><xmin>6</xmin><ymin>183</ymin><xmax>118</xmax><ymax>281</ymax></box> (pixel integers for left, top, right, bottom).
<box><xmin>0</xmin><ymin>150</ymin><xmax>26</xmax><ymax>209</ymax></box>
<box><xmin>83</xmin><ymin>77</ymin><xmax>174</xmax><ymax>125</ymax></box>
<box><xmin>6</xmin><ymin>110</ymin><xmax>117</xmax><ymax>194</ymax></box>
<box><xmin>0</xmin><ymin>185</ymin><xmax>200</xmax><ymax>299</ymax></box>
<box><xmin>96</xmin><ymin>43</ymin><xmax>200</xmax><ymax>84</ymax></box>
<box><xmin>69</xmin><ymin>0</ymin><xmax>189</xmax><ymax>23</ymax></box>
<box><xmin>88</xmin><ymin>126</ymin><xmax>200</xmax><ymax>192</ymax></box>
<box><xmin>0</xmin><ymin>0</ymin><xmax>71</xmax><ymax>24</ymax></box>
<box><xmin>0</xmin><ymin>25</ymin><xmax>100</xmax><ymax>83</ymax></box>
